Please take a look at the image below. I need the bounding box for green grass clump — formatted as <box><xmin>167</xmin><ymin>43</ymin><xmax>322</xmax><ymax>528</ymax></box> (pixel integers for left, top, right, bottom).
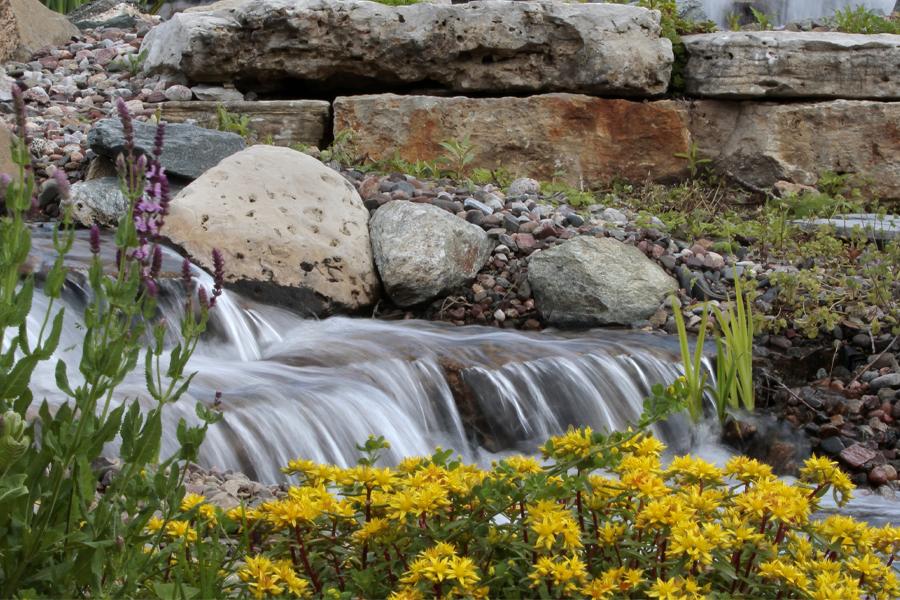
<box><xmin>831</xmin><ymin>5</ymin><xmax>900</xmax><ymax>34</ymax></box>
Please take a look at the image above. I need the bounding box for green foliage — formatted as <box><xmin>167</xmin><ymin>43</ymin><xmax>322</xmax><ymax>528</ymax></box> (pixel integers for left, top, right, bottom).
<box><xmin>673</xmin><ymin>142</ymin><xmax>713</xmax><ymax>179</ymax></box>
<box><xmin>114</xmin><ymin>49</ymin><xmax>149</xmax><ymax>77</ymax></box>
<box><xmin>670</xmin><ymin>295</ymin><xmax>710</xmax><ymax>424</ymax></box>
<box><xmin>711</xmin><ymin>277</ymin><xmax>756</xmax><ymax>420</ymax></box>
<box><xmin>215</xmin><ymin>105</ymin><xmax>252</xmax><ymax>139</ymax></box>
<box><xmin>726</xmin><ymin>12</ymin><xmax>742</xmax><ymax>31</ymax></box>
<box><xmin>541</xmin><ymin>180</ymin><xmax>597</xmax><ymax>208</ymax></box>
<box><xmin>0</xmin><ymin>98</ymin><xmax>219</xmax><ymax>597</ymax></box>
<box><xmin>321</xmin><ymin>129</ymin><xmax>357</xmax><ymax>165</ymax></box>
<box><xmin>750</xmin><ymin>7</ymin><xmax>773</xmax><ymax>30</ymax></box>
<box><xmin>437</xmin><ymin>136</ymin><xmax>476</xmax><ymax>181</ymax></box>
<box><xmin>831</xmin><ymin>5</ymin><xmax>900</xmax><ymax>34</ymax></box>
<box><xmin>39</xmin><ymin>0</ymin><xmax>90</xmax><ymax>13</ymax></box>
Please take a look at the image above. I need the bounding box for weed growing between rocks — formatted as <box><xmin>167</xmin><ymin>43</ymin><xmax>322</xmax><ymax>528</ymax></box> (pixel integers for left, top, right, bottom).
<box><xmin>0</xmin><ymin>94</ymin><xmax>223</xmax><ymax>596</ymax></box>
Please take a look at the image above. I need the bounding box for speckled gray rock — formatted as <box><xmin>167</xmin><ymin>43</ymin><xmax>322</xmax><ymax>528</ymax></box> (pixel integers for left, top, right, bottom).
<box><xmin>369</xmin><ymin>201</ymin><xmax>494</xmax><ymax>306</ymax></box>
<box><xmin>63</xmin><ymin>177</ymin><xmax>128</xmax><ymax>227</ymax></box>
<box><xmin>683</xmin><ymin>32</ymin><xmax>900</xmax><ymax>99</ymax></box>
<box><xmin>88</xmin><ymin>118</ymin><xmax>245</xmax><ymax>180</ymax></box>
<box><xmin>528</xmin><ymin>236</ymin><xmax>677</xmax><ymax>327</ymax></box>
<box><xmin>141</xmin><ymin>0</ymin><xmax>673</xmax><ymax>96</ymax></box>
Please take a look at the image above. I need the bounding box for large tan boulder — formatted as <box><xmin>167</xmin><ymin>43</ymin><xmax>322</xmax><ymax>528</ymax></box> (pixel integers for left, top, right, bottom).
<box><xmin>141</xmin><ymin>0</ymin><xmax>673</xmax><ymax>96</ymax></box>
<box><xmin>685</xmin><ymin>99</ymin><xmax>900</xmax><ymax>200</ymax></box>
<box><xmin>163</xmin><ymin>145</ymin><xmax>379</xmax><ymax>315</ymax></box>
<box><xmin>683</xmin><ymin>32</ymin><xmax>900</xmax><ymax>100</ymax></box>
<box><xmin>1</xmin><ymin>0</ymin><xmax>79</xmax><ymax>63</ymax></box>
<box><xmin>334</xmin><ymin>94</ymin><xmax>691</xmax><ymax>186</ymax></box>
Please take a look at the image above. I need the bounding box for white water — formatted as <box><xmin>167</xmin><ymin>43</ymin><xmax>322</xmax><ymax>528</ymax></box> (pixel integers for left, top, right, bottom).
<box><xmin>22</xmin><ymin>228</ymin><xmax>900</xmax><ymax>523</ymax></box>
<box><xmin>699</xmin><ymin>0</ymin><xmax>895</xmax><ymax>27</ymax></box>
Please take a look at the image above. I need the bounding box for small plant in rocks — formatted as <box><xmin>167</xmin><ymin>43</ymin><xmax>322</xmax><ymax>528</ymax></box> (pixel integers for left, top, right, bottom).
<box><xmin>831</xmin><ymin>5</ymin><xmax>900</xmax><ymax>34</ymax></box>
<box><xmin>0</xmin><ymin>91</ymin><xmax>223</xmax><ymax>597</ymax></box>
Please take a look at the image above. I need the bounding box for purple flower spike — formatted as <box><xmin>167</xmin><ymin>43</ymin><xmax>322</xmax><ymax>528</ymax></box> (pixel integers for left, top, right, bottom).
<box><xmin>210</xmin><ymin>248</ymin><xmax>225</xmax><ymax>307</ymax></box>
<box><xmin>115</xmin><ymin>97</ymin><xmax>134</xmax><ymax>155</ymax></box>
<box><xmin>12</xmin><ymin>86</ymin><xmax>27</xmax><ymax>144</ymax></box>
<box><xmin>152</xmin><ymin>122</ymin><xmax>165</xmax><ymax>160</ymax></box>
<box><xmin>150</xmin><ymin>245</ymin><xmax>163</xmax><ymax>280</ymax></box>
<box><xmin>144</xmin><ymin>278</ymin><xmax>159</xmax><ymax>298</ymax></box>
<box><xmin>181</xmin><ymin>258</ymin><xmax>193</xmax><ymax>286</ymax></box>
<box><xmin>213</xmin><ymin>390</ymin><xmax>222</xmax><ymax>408</ymax></box>
<box><xmin>52</xmin><ymin>169</ymin><xmax>70</xmax><ymax>202</ymax></box>
<box><xmin>89</xmin><ymin>224</ymin><xmax>101</xmax><ymax>255</ymax></box>
<box><xmin>198</xmin><ymin>287</ymin><xmax>210</xmax><ymax>310</ymax></box>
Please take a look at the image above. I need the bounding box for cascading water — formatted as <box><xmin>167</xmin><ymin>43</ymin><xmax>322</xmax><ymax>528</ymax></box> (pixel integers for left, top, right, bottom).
<box><xmin>699</xmin><ymin>0</ymin><xmax>895</xmax><ymax>27</ymax></box>
<box><xmin>23</xmin><ymin>227</ymin><xmax>900</xmax><ymax>523</ymax></box>
<box><xmin>25</xmin><ymin>227</ymin><xmax>696</xmax><ymax>483</ymax></box>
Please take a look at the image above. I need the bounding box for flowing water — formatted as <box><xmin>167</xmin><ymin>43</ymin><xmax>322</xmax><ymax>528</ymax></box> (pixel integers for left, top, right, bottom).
<box><xmin>699</xmin><ymin>0</ymin><xmax>895</xmax><ymax>27</ymax></box>
<box><xmin>22</xmin><ymin>227</ymin><xmax>900</xmax><ymax>522</ymax></box>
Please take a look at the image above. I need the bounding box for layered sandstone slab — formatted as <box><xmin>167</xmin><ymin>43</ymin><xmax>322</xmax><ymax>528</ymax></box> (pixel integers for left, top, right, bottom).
<box><xmin>141</xmin><ymin>0</ymin><xmax>673</xmax><ymax>96</ymax></box>
<box><xmin>682</xmin><ymin>31</ymin><xmax>900</xmax><ymax>99</ymax></box>
<box><xmin>154</xmin><ymin>100</ymin><xmax>331</xmax><ymax>147</ymax></box>
<box><xmin>686</xmin><ymin>99</ymin><xmax>900</xmax><ymax>200</ymax></box>
<box><xmin>333</xmin><ymin>94</ymin><xmax>692</xmax><ymax>184</ymax></box>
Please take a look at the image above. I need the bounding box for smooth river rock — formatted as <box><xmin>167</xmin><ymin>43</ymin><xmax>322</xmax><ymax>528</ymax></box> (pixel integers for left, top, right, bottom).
<box><xmin>334</xmin><ymin>94</ymin><xmax>691</xmax><ymax>185</ymax></box>
<box><xmin>88</xmin><ymin>119</ymin><xmax>246</xmax><ymax>181</ymax></box>
<box><xmin>141</xmin><ymin>0</ymin><xmax>673</xmax><ymax>96</ymax></box>
<box><xmin>163</xmin><ymin>145</ymin><xmax>379</xmax><ymax>315</ymax></box>
<box><xmin>528</xmin><ymin>236</ymin><xmax>677</xmax><ymax>327</ymax></box>
<box><xmin>683</xmin><ymin>31</ymin><xmax>900</xmax><ymax>99</ymax></box>
<box><xmin>369</xmin><ymin>201</ymin><xmax>493</xmax><ymax>307</ymax></box>
<box><xmin>154</xmin><ymin>100</ymin><xmax>331</xmax><ymax>147</ymax></box>
<box><xmin>1</xmin><ymin>0</ymin><xmax>78</xmax><ymax>63</ymax></box>
<box><xmin>686</xmin><ymin>99</ymin><xmax>900</xmax><ymax>200</ymax></box>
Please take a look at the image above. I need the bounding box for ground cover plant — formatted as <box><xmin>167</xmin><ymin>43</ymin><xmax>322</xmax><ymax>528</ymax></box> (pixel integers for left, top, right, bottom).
<box><xmin>0</xmin><ymin>93</ymin><xmax>224</xmax><ymax>596</ymax></box>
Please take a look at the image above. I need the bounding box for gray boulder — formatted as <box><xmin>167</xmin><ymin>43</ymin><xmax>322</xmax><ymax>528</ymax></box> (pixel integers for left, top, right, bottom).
<box><xmin>683</xmin><ymin>31</ymin><xmax>900</xmax><ymax>99</ymax></box>
<box><xmin>528</xmin><ymin>236</ymin><xmax>677</xmax><ymax>327</ymax></box>
<box><xmin>141</xmin><ymin>0</ymin><xmax>673</xmax><ymax>97</ymax></box>
<box><xmin>63</xmin><ymin>177</ymin><xmax>127</xmax><ymax>227</ymax></box>
<box><xmin>88</xmin><ymin>119</ymin><xmax>245</xmax><ymax>180</ymax></box>
<box><xmin>369</xmin><ymin>201</ymin><xmax>493</xmax><ymax>307</ymax></box>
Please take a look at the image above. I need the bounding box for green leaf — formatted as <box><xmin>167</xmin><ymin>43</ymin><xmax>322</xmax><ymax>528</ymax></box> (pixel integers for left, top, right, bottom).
<box><xmin>0</xmin><ymin>355</ymin><xmax>38</xmax><ymax>400</ymax></box>
<box><xmin>35</xmin><ymin>309</ymin><xmax>65</xmax><ymax>359</ymax></box>
<box><xmin>55</xmin><ymin>360</ymin><xmax>75</xmax><ymax>397</ymax></box>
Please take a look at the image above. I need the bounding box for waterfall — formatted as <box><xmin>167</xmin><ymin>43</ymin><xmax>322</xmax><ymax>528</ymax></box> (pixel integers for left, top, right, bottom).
<box><xmin>699</xmin><ymin>0</ymin><xmax>895</xmax><ymax>27</ymax></box>
<box><xmin>24</xmin><ymin>227</ymin><xmax>697</xmax><ymax>483</ymax></box>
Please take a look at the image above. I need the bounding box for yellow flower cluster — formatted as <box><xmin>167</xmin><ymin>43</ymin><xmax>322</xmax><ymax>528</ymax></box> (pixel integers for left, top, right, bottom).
<box><xmin>142</xmin><ymin>429</ymin><xmax>899</xmax><ymax>600</ymax></box>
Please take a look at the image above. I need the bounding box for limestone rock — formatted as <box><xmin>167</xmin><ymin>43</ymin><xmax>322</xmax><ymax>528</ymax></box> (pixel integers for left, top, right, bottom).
<box><xmin>528</xmin><ymin>236</ymin><xmax>677</xmax><ymax>327</ymax></box>
<box><xmin>683</xmin><ymin>32</ymin><xmax>900</xmax><ymax>99</ymax></box>
<box><xmin>63</xmin><ymin>177</ymin><xmax>128</xmax><ymax>228</ymax></box>
<box><xmin>685</xmin><ymin>99</ymin><xmax>900</xmax><ymax>200</ymax></box>
<box><xmin>88</xmin><ymin>118</ymin><xmax>245</xmax><ymax>180</ymax></box>
<box><xmin>334</xmin><ymin>94</ymin><xmax>691</xmax><ymax>186</ymax></box>
<box><xmin>155</xmin><ymin>100</ymin><xmax>330</xmax><ymax>147</ymax></box>
<box><xmin>163</xmin><ymin>145</ymin><xmax>379</xmax><ymax>315</ymax></box>
<box><xmin>189</xmin><ymin>85</ymin><xmax>244</xmax><ymax>102</ymax></box>
<box><xmin>141</xmin><ymin>0</ymin><xmax>673</xmax><ymax>96</ymax></box>
<box><xmin>68</xmin><ymin>0</ymin><xmax>147</xmax><ymax>30</ymax></box>
<box><xmin>1</xmin><ymin>0</ymin><xmax>79</xmax><ymax>63</ymax></box>
<box><xmin>369</xmin><ymin>201</ymin><xmax>493</xmax><ymax>307</ymax></box>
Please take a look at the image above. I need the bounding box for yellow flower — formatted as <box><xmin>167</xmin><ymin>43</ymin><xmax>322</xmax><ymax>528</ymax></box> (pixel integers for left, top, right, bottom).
<box><xmin>239</xmin><ymin>555</ymin><xmax>284</xmax><ymax>599</ymax></box>
<box><xmin>273</xmin><ymin>560</ymin><xmax>310</xmax><ymax>598</ymax></box>
<box><xmin>669</xmin><ymin>523</ymin><xmax>715</xmax><ymax>566</ymax></box>
<box><xmin>448</xmin><ymin>556</ymin><xmax>480</xmax><ymax>591</ymax></box>
<box><xmin>502</xmin><ymin>455</ymin><xmax>543</xmax><ymax>475</ymax></box>
<box><xmin>666</xmin><ymin>455</ymin><xmax>724</xmax><ymax>485</ymax></box>
<box><xmin>647</xmin><ymin>577</ymin><xmax>681</xmax><ymax>600</ymax></box>
<box><xmin>180</xmin><ymin>493</ymin><xmax>206</xmax><ymax>512</ymax></box>
<box><xmin>543</xmin><ymin>426</ymin><xmax>593</xmax><ymax>460</ymax></box>
<box><xmin>198</xmin><ymin>503</ymin><xmax>218</xmax><ymax>524</ymax></box>
<box><xmin>353</xmin><ymin>517</ymin><xmax>390</xmax><ymax>543</ymax></box>
<box><xmin>164</xmin><ymin>520</ymin><xmax>197</xmax><ymax>543</ymax></box>
<box><xmin>725</xmin><ymin>455</ymin><xmax>773</xmax><ymax>484</ymax></box>
<box><xmin>145</xmin><ymin>516</ymin><xmax>165</xmax><ymax>535</ymax></box>
<box><xmin>388</xmin><ymin>589</ymin><xmax>423</xmax><ymax>600</ymax></box>
<box><xmin>758</xmin><ymin>559</ymin><xmax>809</xmax><ymax>590</ymax></box>
<box><xmin>227</xmin><ymin>505</ymin><xmax>261</xmax><ymax>524</ymax></box>
<box><xmin>800</xmin><ymin>455</ymin><xmax>854</xmax><ymax>505</ymax></box>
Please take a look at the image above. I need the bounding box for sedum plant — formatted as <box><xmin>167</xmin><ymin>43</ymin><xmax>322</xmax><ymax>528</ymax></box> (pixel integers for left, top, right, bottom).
<box><xmin>0</xmin><ymin>90</ymin><xmax>223</xmax><ymax>597</ymax></box>
<box><xmin>137</xmin><ymin>423</ymin><xmax>898</xmax><ymax>599</ymax></box>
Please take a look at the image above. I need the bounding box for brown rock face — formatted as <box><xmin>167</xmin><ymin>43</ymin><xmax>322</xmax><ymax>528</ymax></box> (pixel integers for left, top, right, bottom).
<box><xmin>685</xmin><ymin>99</ymin><xmax>900</xmax><ymax>200</ymax></box>
<box><xmin>0</xmin><ymin>0</ymin><xmax>78</xmax><ymax>63</ymax></box>
<box><xmin>155</xmin><ymin>100</ymin><xmax>331</xmax><ymax>148</ymax></box>
<box><xmin>334</xmin><ymin>94</ymin><xmax>691</xmax><ymax>186</ymax></box>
